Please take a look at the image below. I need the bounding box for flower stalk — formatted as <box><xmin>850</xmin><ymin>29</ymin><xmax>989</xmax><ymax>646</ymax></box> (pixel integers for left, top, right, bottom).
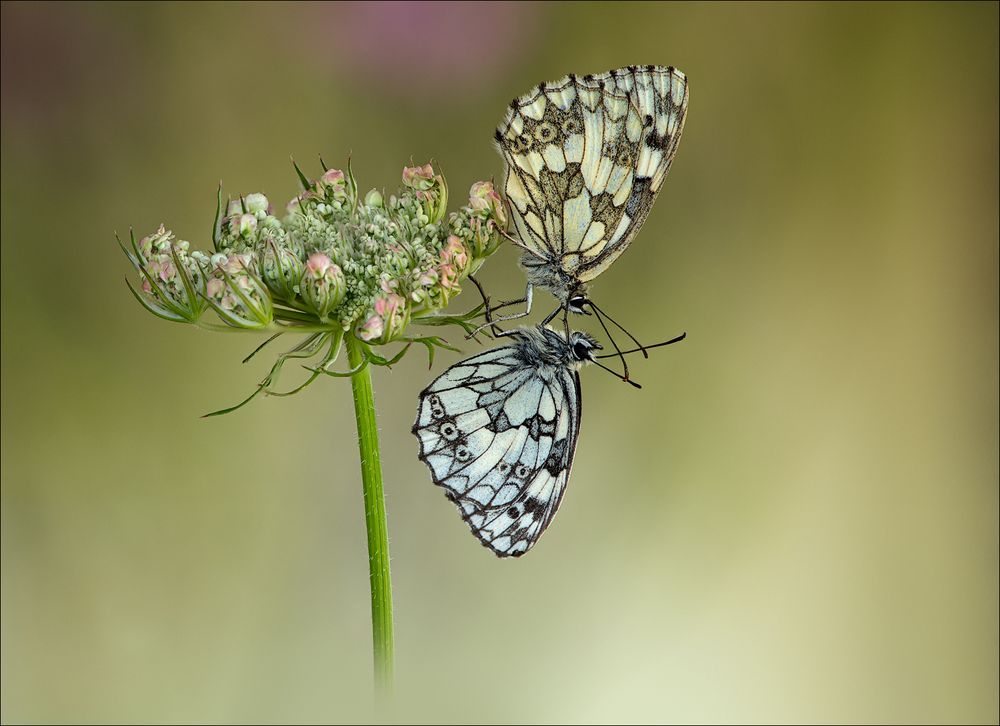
<box><xmin>346</xmin><ymin>334</ymin><xmax>394</xmax><ymax>691</ymax></box>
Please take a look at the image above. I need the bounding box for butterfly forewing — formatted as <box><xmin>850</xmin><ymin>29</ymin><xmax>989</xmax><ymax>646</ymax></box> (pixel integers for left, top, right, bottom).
<box><xmin>496</xmin><ymin>66</ymin><xmax>688</xmax><ymax>283</ymax></box>
<box><xmin>414</xmin><ymin>344</ymin><xmax>582</xmax><ymax>557</ymax></box>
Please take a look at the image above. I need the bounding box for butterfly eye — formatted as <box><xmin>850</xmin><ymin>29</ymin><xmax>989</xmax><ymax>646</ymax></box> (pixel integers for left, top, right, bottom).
<box><xmin>455</xmin><ymin>446</ymin><xmax>471</xmax><ymax>462</ymax></box>
<box><xmin>572</xmin><ymin>341</ymin><xmax>595</xmax><ymax>360</ymax></box>
<box><xmin>515</xmin><ymin>464</ymin><xmax>529</xmax><ymax>478</ymax></box>
<box><xmin>534</xmin><ymin>122</ymin><xmax>557</xmax><ymax>143</ymax></box>
<box><xmin>431</xmin><ymin>406</ymin><xmax>444</xmax><ymax>419</ymax></box>
<box><xmin>440</xmin><ymin>423</ymin><xmax>459</xmax><ymax>440</ymax></box>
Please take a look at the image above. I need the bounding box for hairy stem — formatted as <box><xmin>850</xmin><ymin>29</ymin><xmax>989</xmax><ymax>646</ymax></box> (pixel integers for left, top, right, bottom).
<box><xmin>345</xmin><ymin>334</ymin><xmax>394</xmax><ymax>692</ymax></box>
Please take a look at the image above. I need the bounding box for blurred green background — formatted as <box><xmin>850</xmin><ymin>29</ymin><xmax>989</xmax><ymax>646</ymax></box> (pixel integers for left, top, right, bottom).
<box><xmin>2</xmin><ymin>2</ymin><xmax>997</xmax><ymax>723</ymax></box>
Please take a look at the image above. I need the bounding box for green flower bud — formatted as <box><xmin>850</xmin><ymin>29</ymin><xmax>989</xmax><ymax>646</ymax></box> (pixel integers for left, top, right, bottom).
<box><xmin>245</xmin><ymin>193</ymin><xmax>269</xmax><ymax>215</ymax></box>
<box><xmin>126</xmin><ymin>225</ymin><xmax>209</xmax><ymax>323</ymax></box>
<box><xmin>260</xmin><ymin>234</ymin><xmax>305</xmax><ymax>302</ymax></box>
<box><xmin>205</xmin><ymin>253</ymin><xmax>273</xmax><ymax>328</ymax></box>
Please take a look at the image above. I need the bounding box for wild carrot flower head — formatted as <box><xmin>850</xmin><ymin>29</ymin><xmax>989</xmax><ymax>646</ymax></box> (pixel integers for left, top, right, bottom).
<box><xmin>121</xmin><ymin>159</ymin><xmax>506</xmax><ymax>411</ymax></box>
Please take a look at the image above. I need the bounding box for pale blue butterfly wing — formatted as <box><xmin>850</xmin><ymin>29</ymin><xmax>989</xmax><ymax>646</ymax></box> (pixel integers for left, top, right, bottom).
<box><xmin>413</xmin><ymin>343</ymin><xmax>582</xmax><ymax>557</ymax></box>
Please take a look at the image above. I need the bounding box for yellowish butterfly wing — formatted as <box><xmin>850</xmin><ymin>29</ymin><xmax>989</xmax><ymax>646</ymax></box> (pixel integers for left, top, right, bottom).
<box><xmin>495</xmin><ymin>66</ymin><xmax>688</xmax><ymax>284</ymax></box>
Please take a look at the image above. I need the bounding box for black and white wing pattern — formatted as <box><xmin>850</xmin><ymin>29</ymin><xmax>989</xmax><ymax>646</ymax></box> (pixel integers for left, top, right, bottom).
<box><xmin>413</xmin><ymin>344</ymin><xmax>582</xmax><ymax>557</ymax></box>
<box><xmin>495</xmin><ymin>65</ymin><xmax>688</xmax><ymax>283</ymax></box>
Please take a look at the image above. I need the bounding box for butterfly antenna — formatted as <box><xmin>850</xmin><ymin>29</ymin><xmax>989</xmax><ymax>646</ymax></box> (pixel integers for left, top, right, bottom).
<box><xmin>595</xmin><ymin>332</ymin><xmax>686</xmax><ymax>359</ymax></box>
<box><xmin>591</xmin><ymin>358</ymin><xmax>641</xmax><ymax>389</ymax></box>
<box><xmin>586</xmin><ymin>301</ymin><xmax>648</xmax><ymax>358</ymax></box>
<box><xmin>587</xmin><ymin>303</ymin><xmax>631</xmax><ymax>383</ymax></box>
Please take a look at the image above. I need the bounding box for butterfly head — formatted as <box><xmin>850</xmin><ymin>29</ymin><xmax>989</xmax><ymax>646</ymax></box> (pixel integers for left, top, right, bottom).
<box><xmin>567</xmin><ymin>331</ymin><xmax>601</xmax><ymax>362</ymax></box>
<box><xmin>566</xmin><ymin>292</ymin><xmax>590</xmax><ymax>315</ymax></box>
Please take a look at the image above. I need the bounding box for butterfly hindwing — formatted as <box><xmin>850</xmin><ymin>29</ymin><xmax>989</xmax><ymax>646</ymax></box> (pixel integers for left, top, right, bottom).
<box><xmin>496</xmin><ymin>66</ymin><xmax>688</xmax><ymax>283</ymax></box>
<box><xmin>414</xmin><ymin>344</ymin><xmax>582</xmax><ymax>557</ymax></box>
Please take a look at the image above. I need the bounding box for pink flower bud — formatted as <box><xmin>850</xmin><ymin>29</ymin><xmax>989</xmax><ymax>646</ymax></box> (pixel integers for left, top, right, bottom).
<box><xmin>206</xmin><ymin>278</ymin><xmax>226</xmax><ymax>297</ymax></box>
<box><xmin>306</xmin><ymin>252</ymin><xmax>334</xmax><ymax>278</ymax></box>
<box><xmin>441</xmin><ymin>235</ymin><xmax>470</xmax><ymax>274</ymax></box>
<box><xmin>468</xmin><ymin>180</ymin><xmax>500</xmax><ymax>212</ymax></box>
<box><xmin>402</xmin><ymin>163</ymin><xmax>435</xmax><ymax>190</ymax></box>
<box><xmin>301</xmin><ymin>253</ymin><xmax>346</xmax><ymax>318</ymax></box>
<box><xmin>438</xmin><ymin>263</ymin><xmax>461</xmax><ymax>292</ymax></box>
<box><xmin>227</xmin><ymin>212</ymin><xmax>256</xmax><ymax>237</ymax></box>
<box><xmin>416</xmin><ymin>268</ymin><xmax>437</xmax><ymax>287</ymax></box>
<box><xmin>357</xmin><ymin>314</ymin><xmax>384</xmax><ymax>342</ymax></box>
<box><xmin>320</xmin><ymin>168</ymin><xmax>346</xmax><ymax>187</ymax></box>
<box><xmin>374</xmin><ymin>292</ymin><xmax>405</xmax><ymax>319</ymax></box>
<box><xmin>363</xmin><ymin>292</ymin><xmax>408</xmax><ymax>343</ymax></box>
<box><xmin>219</xmin><ymin>253</ymin><xmax>252</xmax><ymax>275</ymax></box>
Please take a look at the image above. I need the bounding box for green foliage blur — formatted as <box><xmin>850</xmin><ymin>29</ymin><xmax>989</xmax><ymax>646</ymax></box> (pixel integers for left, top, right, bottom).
<box><xmin>2</xmin><ymin>2</ymin><xmax>997</xmax><ymax>723</ymax></box>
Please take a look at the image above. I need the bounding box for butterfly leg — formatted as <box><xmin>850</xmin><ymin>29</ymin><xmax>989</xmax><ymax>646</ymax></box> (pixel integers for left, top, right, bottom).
<box><xmin>466</xmin><ymin>281</ymin><xmax>533</xmax><ymax>339</ymax></box>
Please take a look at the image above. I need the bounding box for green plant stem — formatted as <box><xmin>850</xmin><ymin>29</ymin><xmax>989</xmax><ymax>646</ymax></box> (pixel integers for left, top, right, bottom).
<box><xmin>345</xmin><ymin>334</ymin><xmax>394</xmax><ymax>692</ymax></box>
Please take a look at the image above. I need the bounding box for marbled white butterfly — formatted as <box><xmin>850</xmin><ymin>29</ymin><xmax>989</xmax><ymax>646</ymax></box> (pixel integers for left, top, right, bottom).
<box><xmin>413</xmin><ymin>325</ymin><xmax>684</xmax><ymax>556</ymax></box>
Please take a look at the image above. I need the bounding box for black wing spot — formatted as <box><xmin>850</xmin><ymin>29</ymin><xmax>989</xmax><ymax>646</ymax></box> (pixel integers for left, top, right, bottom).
<box><xmin>626</xmin><ymin>177</ymin><xmax>653</xmax><ymax>218</ymax></box>
<box><xmin>522</xmin><ymin>497</ymin><xmax>543</xmax><ymax>514</ymax></box>
<box><xmin>561</xmin><ymin>117</ymin><xmax>582</xmax><ymax>135</ymax></box>
<box><xmin>507</xmin><ymin>505</ymin><xmax>521</xmax><ymax>518</ymax></box>
<box><xmin>440</xmin><ymin>421</ymin><xmax>460</xmax><ymax>441</ymax></box>
<box><xmin>645</xmin><ymin>128</ymin><xmax>672</xmax><ymax>151</ymax></box>
<box><xmin>534</xmin><ymin>122</ymin><xmax>557</xmax><ymax>143</ymax></box>
<box><xmin>511</xmin><ymin>133</ymin><xmax>533</xmax><ymax>154</ymax></box>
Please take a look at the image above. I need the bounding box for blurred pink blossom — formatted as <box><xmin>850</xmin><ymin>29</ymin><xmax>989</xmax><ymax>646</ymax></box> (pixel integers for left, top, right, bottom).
<box><xmin>320</xmin><ymin>2</ymin><xmax>539</xmax><ymax>95</ymax></box>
